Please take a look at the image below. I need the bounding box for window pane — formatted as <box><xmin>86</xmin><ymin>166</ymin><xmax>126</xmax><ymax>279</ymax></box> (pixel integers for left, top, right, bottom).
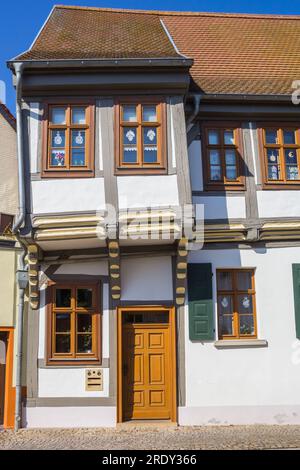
<box><xmin>217</xmin><ymin>271</ymin><xmax>233</xmax><ymax>290</ymax></box>
<box><xmin>50</xmin><ymin>150</ymin><xmax>65</xmax><ymax>166</ymax></box>
<box><xmin>123</xmin><ymin>147</ymin><xmax>137</xmax><ymax>163</ymax></box>
<box><xmin>283</xmin><ymin>130</ymin><xmax>296</xmax><ymax>144</ymax></box>
<box><xmin>210</xmin><ymin>167</ymin><xmax>221</xmax><ymax>181</ymax></box>
<box><xmin>236</xmin><ymin>271</ymin><xmax>252</xmax><ymax>291</ymax></box>
<box><xmin>77</xmin><ymin>288</ymin><xmax>93</xmax><ymax>308</ymax></box>
<box><xmin>51</xmin><ymin>130</ymin><xmax>65</xmax><ymax>148</ymax></box>
<box><xmin>267</xmin><ymin>149</ymin><xmax>280</xmax><ymax>180</ymax></box>
<box><xmin>55</xmin><ymin>289</ymin><xmax>71</xmax><ymax>308</ymax></box>
<box><xmin>209</xmin><ymin>150</ymin><xmax>221</xmax><ymax>180</ymax></box>
<box><xmin>71</xmin><ymin>149</ymin><xmax>85</xmax><ymax>166</ymax></box>
<box><xmin>123</xmin><ymin>128</ymin><xmax>137</xmax><ymax>145</ymax></box>
<box><xmin>122</xmin><ymin>105</ymin><xmax>137</xmax><ymax>122</ymax></box>
<box><xmin>268</xmin><ymin>165</ymin><xmax>280</xmax><ymax>180</ymax></box>
<box><xmin>144</xmin><ymin>148</ymin><xmax>158</xmax><ymax>163</ymax></box>
<box><xmin>225</xmin><ymin>149</ymin><xmax>236</xmax><ymax>165</ymax></box>
<box><xmin>265</xmin><ymin>129</ymin><xmax>278</xmax><ymax>144</ymax></box>
<box><xmin>219</xmin><ymin>315</ymin><xmax>233</xmax><ymax>336</ymax></box>
<box><xmin>224</xmin><ymin>130</ymin><xmax>235</xmax><ymax>145</ymax></box>
<box><xmin>226</xmin><ymin>166</ymin><xmax>237</xmax><ymax>180</ymax></box>
<box><xmin>55</xmin><ymin>334</ymin><xmax>70</xmax><ymax>353</ymax></box>
<box><xmin>124</xmin><ymin>311</ymin><xmax>169</xmax><ymax>323</ymax></box>
<box><xmin>71</xmin><ymin>130</ymin><xmax>85</xmax><ymax>147</ymax></box>
<box><xmin>143</xmin><ymin>127</ymin><xmax>157</xmax><ymax>145</ymax></box>
<box><xmin>285</xmin><ymin>149</ymin><xmax>299</xmax><ymax>180</ymax></box>
<box><xmin>208</xmin><ymin>130</ymin><xmax>219</xmax><ymax>145</ymax></box>
<box><xmin>218</xmin><ymin>295</ymin><xmax>233</xmax><ymax>314</ymax></box>
<box><xmin>238</xmin><ymin>295</ymin><xmax>253</xmax><ymax>314</ymax></box>
<box><xmin>142</xmin><ymin>105</ymin><xmax>157</xmax><ymax>122</ymax></box>
<box><xmin>77</xmin><ymin>313</ymin><xmax>92</xmax><ymax>332</ymax></box>
<box><xmin>51</xmin><ymin>107</ymin><xmax>66</xmax><ymax>124</ymax></box>
<box><xmin>209</xmin><ymin>149</ymin><xmax>220</xmax><ymax>165</ymax></box>
<box><xmin>225</xmin><ymin>150</ymin><xmax>237</xmax><ymax>180</ymax></box>
<box><xmin>239</xmin><ymin>315</ymin><xmax>255</xmax><ymax>336</ymax></box>
<box><xmin>55</xmin><ymin>313</ymin><xmax>71</xmax><ymax>333</ymax></box>
<box><xmin>77</xmin><ymin>334</ymin><xmax>92</xmax><ymax>353</ymax></box>
<box><xmin>72</xmin><ymin>107</ymin><xmax>86</xmax><ymax>124</ymax></box>
<box><xmin>267</xmin><ymin>148</ymin><xmax>280</xmax><ymax>164</ymax></box>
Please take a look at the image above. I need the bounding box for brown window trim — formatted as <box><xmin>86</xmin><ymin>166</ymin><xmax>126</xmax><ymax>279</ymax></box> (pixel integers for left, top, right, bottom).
<box><xmin>114</xmin><ymin>96</ymin><xmax>167</xmax><ymax>175</ymax></box>
<box><xmin>258</xmin><ymin>122</ymin><xmax>300</xmax><ymax>189</ymax></box>
<box><xmin>46</xmin><ymin>280</ymin><xmax>101</xmax><ymax>365</ymax></box>
<box><xmin>217</xmin><ymin>268</ymin><xmax>257</xmax><ymax>340</ymax></box>
<box><xmin>42</xmin><ymin>98</ymin><xmax>95</xmax><ymax>178</ymax></box>
<box><xmin>201</xmin><ymin>121</ymin><xmax>245</xmax><ymax>191</ymax></box>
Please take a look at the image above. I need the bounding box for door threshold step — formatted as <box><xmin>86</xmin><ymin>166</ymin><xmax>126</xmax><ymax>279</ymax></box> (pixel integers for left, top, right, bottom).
<box><xmin>117</xmin><ymin>420</ymin><xmax>178</xmax><ymax>430</ymax></box>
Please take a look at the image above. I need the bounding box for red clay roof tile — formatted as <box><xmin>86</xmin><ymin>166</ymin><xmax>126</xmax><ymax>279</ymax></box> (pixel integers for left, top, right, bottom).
<box><xmin>12</xmin><ymin>6</ymin><xmax>300</xmax><ymax>95</ymax></box>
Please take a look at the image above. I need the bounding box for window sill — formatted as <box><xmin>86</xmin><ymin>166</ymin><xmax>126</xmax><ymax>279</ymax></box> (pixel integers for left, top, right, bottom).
<box><xmin>214</xmin><ymin>339</ymin><xmax>268</xmax><ymax>349</ymax></box>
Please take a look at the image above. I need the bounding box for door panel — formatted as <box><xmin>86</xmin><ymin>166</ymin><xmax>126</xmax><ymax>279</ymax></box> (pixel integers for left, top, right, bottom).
<box><xmin>122</xmin><ymin>314</ymin><xmax>172</xmax><ymax>420</ymax></box>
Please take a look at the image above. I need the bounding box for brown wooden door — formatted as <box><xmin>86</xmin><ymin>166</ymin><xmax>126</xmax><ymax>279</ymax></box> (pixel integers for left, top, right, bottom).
<box><xmin>122</xmin><ymin>311</ymin><xmax>172</xmax><ymax>420</ymax></box>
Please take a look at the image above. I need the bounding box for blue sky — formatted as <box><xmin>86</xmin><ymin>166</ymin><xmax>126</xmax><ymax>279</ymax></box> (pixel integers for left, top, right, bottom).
<box><xmin>1</xmin><ymin>0</ymin><xmax>300</xmax><ymax>112</ymax></box>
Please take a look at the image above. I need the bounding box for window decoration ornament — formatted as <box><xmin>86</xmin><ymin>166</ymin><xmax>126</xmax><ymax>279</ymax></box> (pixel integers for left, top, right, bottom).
<box><xmin>221</xmin><ymin>297</ymin><xmax>229</xmax><ymax>308</ymax></box>
<box><xmin>54</xmin><ymin>131</ymin><xmax>63</xmax><ymax>146</ymax></box>
<box><xmin>147</xmin><ymin>129</ymin><xmax>156</xmax><ymax>141</ymax></box>
<box><xmin>242</xmin><ymin>296</ymin><xmax>250</xmax><ymax>309</ymax></box>
<box><xmin>125</xmin><ymin>129</ymin><xmax>135</xmax><ymax>142</ymax></box>
<box><xmin>269</xmin><ymin>153</ymin><xmax>277</xmax><ymax>162</ymax></box>
<box><xmin>75</xmin><ymin>131</ymin><xmax>84</xmax><ymax>145</ymax></box>
<box><xmin>53</xmin><ymin>151</ymin><xmax>65</xmax><ymax>166</ymax></box>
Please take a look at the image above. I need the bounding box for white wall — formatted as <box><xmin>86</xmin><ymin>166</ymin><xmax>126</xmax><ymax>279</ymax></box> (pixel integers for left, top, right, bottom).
<box><xmin>24</xmin><ymin>406</ymin><xmax>116</xmax><ymax>428</ymax></box>
<box><xmin>32</xmin><ymin>178</ymin><xmax>106</xmax><ymax>214</ymax></box>
<box><xmin>117</xmin><ymin>175</ymin><xmax>179</xmax><ymax>209</ymax></box>
<box><xmin>193</xmin><ymin>195</ymin><xmax>246</xmax><ymax>220</ymax></box>
<box><xmin>121</xmin><ymin>256</ymin><xmax>173</xmax><ymax>301</ymax></box>
<box><xmin>258</xmin><ymin>191</ymin><xmax>300</xmax><ymax>218</ymax></box>
<box><xmin>181</xmin><ymin>246</ymin><xmax>300</xmax><ymax>425</ymax></box>
<box><xmin>188</xmin><ymin>140</ymin><xmax>203</xmax><ymax>192</ymax></box>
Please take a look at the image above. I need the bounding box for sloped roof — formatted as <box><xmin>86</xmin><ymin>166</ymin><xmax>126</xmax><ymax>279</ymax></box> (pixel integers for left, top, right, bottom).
<box><xmin>0</xmin><ymin>102</ymin><xmax>16</xmax><ymax>130</ymax></box>
<box><xmin>14</xmin><ymin>6</ymin><xmax>182</xmax><ymax>60</ymax></box>
<box><xmin>12</xmin><ymin>5</ymin><xmax>300</xmax><ymax>95</ymax></box>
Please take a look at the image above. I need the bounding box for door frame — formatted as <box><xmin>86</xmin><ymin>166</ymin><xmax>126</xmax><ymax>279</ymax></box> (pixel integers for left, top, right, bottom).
<box><xmin>0</xmin><ymin>327</ymin><xmax>14</xmax><ymax>428</ymax></box>
<box><xmin>117</xmin><ymin>305</ymin><xmax>177</xmax><ymax>423</ymax></box>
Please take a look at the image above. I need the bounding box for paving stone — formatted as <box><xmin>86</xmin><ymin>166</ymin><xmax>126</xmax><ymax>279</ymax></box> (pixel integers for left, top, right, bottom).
<box><xmin>1</xmin><ymin>425</ymin><xmax>300</xmax><ymax>450</ymax></box>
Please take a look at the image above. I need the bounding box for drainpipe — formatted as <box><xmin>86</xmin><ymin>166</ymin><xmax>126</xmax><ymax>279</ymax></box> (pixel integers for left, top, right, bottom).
<box><xmin>13</xmin><ymin>63</ymin><xmax>25</xmax><ymax>233</ymax></box>
<box><xmin>186</xmin><ymin>93</ymin><xmax>201</xmax><ymax>127</ymax></box>
<box><xmin>13</xmin><ymin>62</ymin><xmax>28</xmax><ymax>431</ymax></box>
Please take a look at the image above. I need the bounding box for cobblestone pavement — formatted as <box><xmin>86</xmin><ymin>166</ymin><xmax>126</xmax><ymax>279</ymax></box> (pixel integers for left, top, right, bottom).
<box><xmin>1</xmin><ymin>424</ymin><xmax>300</xmax><ymax>450</ymax></box>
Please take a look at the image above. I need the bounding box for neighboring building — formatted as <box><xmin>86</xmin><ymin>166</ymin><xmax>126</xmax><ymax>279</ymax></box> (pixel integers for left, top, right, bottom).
<box><xmin>0</xmin><ymin>101</ymin><xmax>20</xmax><ymax>429</ymax></box>
<box><xmin>7</xmin><ymin>6</ymin><xmax>300</xmax><ymax>428</ymax></box>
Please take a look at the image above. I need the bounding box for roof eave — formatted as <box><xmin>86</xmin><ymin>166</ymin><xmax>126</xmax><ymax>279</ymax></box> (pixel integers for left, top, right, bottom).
<box><xmin>201</xmin><ymin>93</ymin><xmax>295</xmax><ymax>103</ymax></box>
<box><xmin>7</xmin><ymin>57</ymin><xmax>193</xmax><ymax>72</ymax></box>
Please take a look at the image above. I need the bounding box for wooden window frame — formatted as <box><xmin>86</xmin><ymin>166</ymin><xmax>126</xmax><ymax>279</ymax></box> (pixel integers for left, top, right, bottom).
<box><xmin>46</xmin><ymin>280</ymin><xmax>101</xmax><ymax>365</ymax></box>
<box><xmin>201</xmin><ymin>121</ymin><xmax>245</xmax><ymax>191</ymax></box>
<box><xmin>42</xmin><ymin>99</ymin><xmax>95</xmax><ymax>178</ymax></box>
<box><xmin>258</xmin><ymin>123</ymin><xmax>300</xmax><ymax>189</ymax></box>
<box><xmin>115</xmin><ymin>97</ymin><xmax>167</xmax><ymax>175</ymax></box>
<box><xmin>216</xmin><ymin>268</ymin><xmax>257</xmax><ymax>340</ymax></box>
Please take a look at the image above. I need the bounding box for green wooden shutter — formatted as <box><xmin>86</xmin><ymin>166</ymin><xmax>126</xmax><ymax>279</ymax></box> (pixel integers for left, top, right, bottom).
<box><xmin>187</xmin><ymin>263</ymin><xmax>214</xmax><ymax>341</ymax></box>
<box><xmin>292</xmin><ymin>264</ymin><xmax>300</xmax><ymax>339</ymax></box>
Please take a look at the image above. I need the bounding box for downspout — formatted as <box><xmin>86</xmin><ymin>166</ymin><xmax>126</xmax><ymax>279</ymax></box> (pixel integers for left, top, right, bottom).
<box><xmin>13</xmin><ymin>62</ymin><xmax>28</xmax><ymax>431</ymax></box>
<box><xmin>13</xmin><ymin>62</ymin><xmax>25</xmax><ymax>233</ymax></box>
<box><xmin>186</xmin><ymin>93</ymin><xmax>201</xmax><ymax>127</ymax></box>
